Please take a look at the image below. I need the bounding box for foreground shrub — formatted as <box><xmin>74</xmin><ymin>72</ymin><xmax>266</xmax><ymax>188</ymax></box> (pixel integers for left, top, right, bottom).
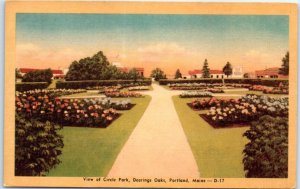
<box><xmin>15</xmin><ymin>114</ymin><xmax>63</xmax><ymax>176</ymax></box>
<box><xmin>16</xmin><ymin>82</ymin><xmax>49</xmax><ymax>92</ymax></box>
<box><xmin>243</xmin><ymin>115</ymin><xmax>288</xmax><ymax>178</ymax></box>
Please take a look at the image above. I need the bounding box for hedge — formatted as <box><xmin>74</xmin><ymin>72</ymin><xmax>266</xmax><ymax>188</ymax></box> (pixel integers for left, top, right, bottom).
<box><xmin>224</xmin><ymin>78</ymin><xmax>288</xmax><ymax>87</ymax></box>
<box><xmin>159</xmin><ymin>79</ymin><xmax>223</xmax><ymax>85</ymax></box>
<box><xmin>16</xmin><ymin>82</ymin><xmax>49</xmax><ymax>92</ymax></box>
<box><xmin>56</xmin><ymin>79</ymin><xmax>152</xmax><ymax>89</ymax></box>
<box><xmin>159</xmin><ymin>78</ymin><xmax>288</xmax><ymax>87</ymax></box>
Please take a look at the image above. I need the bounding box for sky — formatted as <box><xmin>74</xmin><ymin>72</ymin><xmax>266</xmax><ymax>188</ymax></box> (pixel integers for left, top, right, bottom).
<box><xmin>16</xmin><ymin>14</ymin><xmax>289</xmax><ymax>76</ymax></box>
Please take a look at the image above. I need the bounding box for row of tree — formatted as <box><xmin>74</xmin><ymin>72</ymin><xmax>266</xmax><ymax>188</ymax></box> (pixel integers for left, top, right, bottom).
<box><xmin>17</xmin><ymin>51</ymin><xmax>289</xmax><ymax>82</ymax></box>
<box><xmin>173</xmin><ymin>51</ymin><xmax>289</xmax><ymax>79</ymax></box>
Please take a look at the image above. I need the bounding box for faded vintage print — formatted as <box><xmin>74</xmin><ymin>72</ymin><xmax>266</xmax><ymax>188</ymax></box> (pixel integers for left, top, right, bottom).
<box><xmin>4</xmin><ymin>1</ymin><xmax>297</xmax><ymax>188</ymax></box>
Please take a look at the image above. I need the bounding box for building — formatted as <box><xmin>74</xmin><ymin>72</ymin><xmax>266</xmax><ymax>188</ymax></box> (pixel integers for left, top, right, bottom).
<box><xmin>18</xmin><ymin>68</ymin><xmax>65</xmax><ymax>79</ymax></box>
<box><xmin>229</xmin><ymin>66</ymin><xmax>244</xmax><ymax>78</ymax></box>
<box><xmin>112</xmin><ymin>62</ymin><xmax>144</xmax><ymax>77</ymax></box>
<box><xmin>255</xmin><ymin>67</ymin><xmax>288</xmax><ymax>79</ymax></box>
<box><xmin>188</xmin><ymin>69</ymin><xmax>225</xmax><ymax>79</ymax></box>
<box><xmin>118</xmin><ymin>67</ymin><xmax>144</xmax><ymax>77</ymax></box>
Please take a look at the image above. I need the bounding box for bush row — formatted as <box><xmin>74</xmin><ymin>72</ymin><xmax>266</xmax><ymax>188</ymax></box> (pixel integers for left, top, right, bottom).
<box><xmin>56</xmin><ymin>79</ymin><xmax>152</xmax><ymax>89</ymax></box>
<box><xmin>16</xmin><ymin>82</ymin><xmax>49</xmax><ymax>92</ymax></box>
<box><xmin>159</xmin><ymin>78</ymin><xmax>288</xmax><ymax>87</ymax></box>
<box><xmin>159</xmin><ymin>79</ymin><xmax>223</xmax><ymax>85</ymax></box>
<box><xmin>224</xmin><ymin>79</ymin><xmax>288</xmax><ymax>87</ymax></box>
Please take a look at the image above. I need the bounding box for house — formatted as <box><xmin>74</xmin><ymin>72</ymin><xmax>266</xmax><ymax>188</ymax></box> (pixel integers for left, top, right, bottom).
<box><xmin>188</xmin><ymin>69</ymin><xmax>225</xmax><ymax>79</ymax></box>
<box><xmin>229</xmin><ymin>67</ymin><xmax>244</xmax><ymax>78</ymax></box>
<box><xmin>255</xmin><ymin>67</ymin><xmax>288</xmax><ymax>79</ymax></box>
<box><xmin>18</xmin><ymin>68</ymin><xmax>65</xmax><ymax>79</ymax></box>
<box><xmin>118</xmin><ymin>67</ymin><xmax>144</xmax><ymax>77</ymax></box>
<box><xmin>112</xmin><ymin>62</ymin><xmax>144</xmax><ymax>77</ymax></box>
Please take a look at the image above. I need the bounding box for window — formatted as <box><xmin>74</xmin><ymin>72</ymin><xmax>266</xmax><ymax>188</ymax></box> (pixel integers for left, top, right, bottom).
<box><xmin>211</xmin><ymin>75</ymin><xmax>213</xmax><ymax>78</ymax></box>
<box><xmin>216</xmin><ymin>75</ymin><xmax>219</xmax><ymax>78</ymax></box>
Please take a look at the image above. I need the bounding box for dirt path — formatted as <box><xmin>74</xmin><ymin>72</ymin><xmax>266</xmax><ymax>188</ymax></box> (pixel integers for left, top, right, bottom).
<box><xmin>108</xmin><ymin>83</ymin><xmax>199</xmax><ymax>177</ymax></box>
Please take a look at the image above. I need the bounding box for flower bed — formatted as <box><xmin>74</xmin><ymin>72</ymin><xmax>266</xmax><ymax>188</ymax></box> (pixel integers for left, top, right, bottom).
<box><xmin>225</xmin><ymin>83</ymin><xmax>252</xmax><ymax>88</ymax></box>
<box><xmin>104</xmin><ymin>91</ymin><xmax>143</xmax><ymax>98</ymax></box>
<box><xmin>127</xmin><ymin>86</ymin><xmax>150</xmax><ymax>91</ymax></box>
<box><xmin>201</xmin><ymin>94</ymin><xmax>288</xmax><ymax>127</ymax></box>
<box><xmin>188</xmin><ymin>97</ymin><xmax>238</xmax><ymax>110</ymax></box>
<box><xmin>15</xmin><ymin>89</ymin><xmax>128</xmax><ymax>128</ymax></box>
<box><xmin>263</xmin><ymin>87</ymin><xmax>288</xmax><ymax>94</ymax></box>
<box><xmin>206</xmin><ymin>88</ymin><xmax>224</xmax><ymax>93</ymax></box>
<box><xmin>249</xmin><ymin>85</ymin><xmax>272</xmax><ymax>92</ymax></box>
<box><xmin>179</xmin><ymin>91</ymin><xmax>212</xmax><ymax>98</ymax></box>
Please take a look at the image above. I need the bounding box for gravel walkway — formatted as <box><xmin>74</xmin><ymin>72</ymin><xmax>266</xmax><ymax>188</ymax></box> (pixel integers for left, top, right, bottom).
<box><xmin>108</xmin><ymin>84</ymin><xmax>199</xmax><ymax>177</ymax></box>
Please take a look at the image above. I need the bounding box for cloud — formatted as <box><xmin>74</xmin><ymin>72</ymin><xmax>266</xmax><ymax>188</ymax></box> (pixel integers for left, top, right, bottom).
<box><xmin>138</xmin><ymin>42</ymin><xmax>187</xmax><ymax>56</ymax></box>
<box><xmin>136</xmin><ymin>42</ymin><xmax>197</xmax><ymax>64</ymax></box>
<box><xmin>16</xmin><ymin>43</ymin><xmax>86</xmax><ymax>69</ymax></box>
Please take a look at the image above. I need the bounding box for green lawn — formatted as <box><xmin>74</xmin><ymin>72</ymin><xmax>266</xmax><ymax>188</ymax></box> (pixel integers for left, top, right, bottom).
<box><xmin>172</xmin><ymin>96</ymin><xmax>249</xmax><ymax>178</ymax></box>
<box><xmin>47</xmin><ymin>96</ymin><xmax>151</xmax><ymax>177</ymax></box>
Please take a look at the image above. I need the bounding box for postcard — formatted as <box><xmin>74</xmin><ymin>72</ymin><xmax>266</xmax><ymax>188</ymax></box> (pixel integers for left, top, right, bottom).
<box><xmin>4</xmin><ymin>1</ymin><xmax>298</xmax><ymax>188</ymax></box>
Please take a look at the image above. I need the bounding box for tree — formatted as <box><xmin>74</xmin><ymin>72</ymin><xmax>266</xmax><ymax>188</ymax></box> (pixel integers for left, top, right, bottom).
<box><xmin>15</xmin><ymin>69</ymin><xmax>22</xmax><ymax>79</ymax></box>
<box><xmin>223</xmin><ymin>62</ymin><xmax>233</xmax><ymax>78</ymax></box>
<box><xmin>65</xmin><ymin>51</ymin><xmax>111</xmax><ymax>81</ymax></box>
<box><xmin>22</xmin><ymin>69</ymin><xmax>53</xmax><ymax>84</ymax></box>
<box><xmin>174</xmin><ymin>69</ymin><xmax>182</xmax><ymax>79</ymax></box>
<box><xmin>128</xmin><ymin>68</ymin><xmax>143</xmax><ymax>81</ymax></box>
<box><xmin>201</xmin><ymin>59</ymin><xmax>210</xmax><ymax>78</ymax></box>
<box><xmin>279</xmin><ymin>51</ymin><xmax>289</xmax><ymax>75</ymax></box>
<box><xmin>150</xmin><ymin>68</ymin><xmax>167</xmax><ymax>81</ymax></box>
<box><xmin>243</xmin><ymin>73</ymin><xmax>249</xmax><ymax>78</ymax></box>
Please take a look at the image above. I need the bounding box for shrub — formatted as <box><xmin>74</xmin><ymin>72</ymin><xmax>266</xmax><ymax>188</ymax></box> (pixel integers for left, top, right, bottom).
<box><xmin>243</xmin><ymin>115</ymin><xmax>288</xmax><ymax>178</ymax></box>
<box><xmin>56</xmin><ymin>80</ymin><xmax>152</xmax><ymax>89</ymax></box>
<box><xmin>16</xmin><ymin>82</ymin><xmax>49</xmax><ymax>92</ymax></box>
<box><xmin>22</xmin><ymin>69</ymin><xmax>53</xmax><ymax>84</ymax></box>
<box><xmin>15</xmin><ymin>114</ymin><xmax>64</xmax><ymax>176</ymax></box>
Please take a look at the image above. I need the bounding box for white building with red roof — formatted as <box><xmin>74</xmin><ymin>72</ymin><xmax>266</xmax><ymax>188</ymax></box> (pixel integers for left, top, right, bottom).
<box><xmin>188</xmin><ymin>69</ymin><xmax>225</xmax><ymax>79</ymax></box>
<box><xmin>255</xmin><ymin>67</ymin><xmax>288</xmax><ymax>79</ymax></box>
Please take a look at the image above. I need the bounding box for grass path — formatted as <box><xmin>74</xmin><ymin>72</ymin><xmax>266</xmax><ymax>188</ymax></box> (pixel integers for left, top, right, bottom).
<box><xmin>47</xmin><ymin>96</ymin><xmax>151</xmax><ymax>176</ymax></box>
<box><xmin>108</xmin><ymin>84</ymin><xmax>199</xmax><ymax>177</ymax></box>
<box><xmin>172</xmin><ymin>96</ymin><xmax>249</xmax><ymax>177</ymax></box>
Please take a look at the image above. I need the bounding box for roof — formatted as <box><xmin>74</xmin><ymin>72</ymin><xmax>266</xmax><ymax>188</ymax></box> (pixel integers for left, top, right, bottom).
<box><xmin>255</xmin><ymin>67</ymin><xmax>280</xmax><ymax>76</ymax></box>
<box><xmin>19</xmin><ymin>68</ymin><xmax>64</xmax><ymax>75</ymax></box>
<box><xmin>188</xmin><ymin>69</ymin><xmax>223</xmax><ymax>75</ymax></box>
<box><xmin>188</xmin><ymin>69</ymin><xmax>201</xmax><ymax>75</ymax></box>
<box><xmin>118</xmin><ymin>67</ymin><xmax>144</xmax><ymax>73</ymax></box>
<box><xmin>210</xmin><ymin>70</ymin><xmax>223</xmax><ymax>74</ymax></box>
